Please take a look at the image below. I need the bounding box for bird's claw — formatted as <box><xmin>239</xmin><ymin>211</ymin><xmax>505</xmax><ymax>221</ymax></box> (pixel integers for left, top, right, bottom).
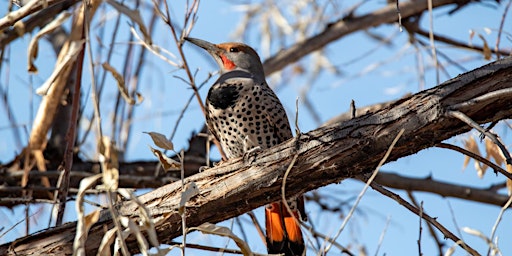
<box><xmin>243</xmin><ymin>146</ymin><xmax>262</xmax><ymax>163</ymax></box>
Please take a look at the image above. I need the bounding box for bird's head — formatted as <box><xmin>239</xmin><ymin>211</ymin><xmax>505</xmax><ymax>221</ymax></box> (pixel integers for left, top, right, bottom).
<box><xmin>185</xmin><ymin>37</ymin><xmax>264</xmax><ymax>77</ymax></box>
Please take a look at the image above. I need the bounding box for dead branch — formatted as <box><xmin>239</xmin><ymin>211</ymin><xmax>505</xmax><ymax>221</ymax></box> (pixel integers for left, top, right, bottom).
<box><xmin>1</xmin><ymin>56</ymin><xmax>511</xmax><ymax>256</ymax></box>
<box><xmin>263</xmin><ymin>0</ymin><xmax>477</xmax><ymax>75</ymax></box>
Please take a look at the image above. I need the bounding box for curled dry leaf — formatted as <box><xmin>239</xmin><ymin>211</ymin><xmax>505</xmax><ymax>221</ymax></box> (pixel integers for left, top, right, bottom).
<box><xmin>27</xmin><ymin>12</ymin><xmax>71</xmax><ymax>73</ymax></box>
<box><xmin>73</xmin><ymin>174</ymin><xmax>102</xmax><ymax>256</ymax></box>
<box><xmin>119</xmin><ymin>216</ymin><xmax>150</xmax><ymax>255</ymax></box>
<box><xmin>485</xmin><ymin>138</ymin><xmax>505</xmax><ymax>167</ymax></box>
<box><xmin>118</xmin><ymin>189</ymin><xmax>160</xmax><ymax>248</ymax></box>
<box><xmin>179</xmin><ymin>182</ymin><xmax>199</xmax><ymax>214</ymax></box>
<box><xmin>98</xmin><ymin>136</ymin><xmax>120</xmax><ymax>190</ymax></box>
<box><xmin>98</xmin><ymin>228</ymin><xmax>117</xmax><ymax>256</ymax></box>
<box><xmin>35</xmin><ymin>40</ymin><xmax>84</xmax><ymax>95</ymax></box>
<box><xmin>102</xmin><ymin>62</ymin><xmax>142</xmax><ymax>105</ymax></box>
<box><xmin>190</xmin><ymin>223</ymin><xmax>253</xmax><ymax>256</ymax></box>
<box><xmin>478</xmin><ymin>34</ymin><xmax>492</xmax><ymax>60</ymax></box>
<box><xmin>145</xmin><ymin>131</ymin><xmax>174</xmax><ymax>150</ymax></box>
<box><xmin>463</xmin><ymin>136</ymin><xmax>486</xmax><ymax>178</ymax></box>
<box><xmin>149</xmin><ymin>146</ymin><xmax>181</xmax><ymax>171</ymax></box>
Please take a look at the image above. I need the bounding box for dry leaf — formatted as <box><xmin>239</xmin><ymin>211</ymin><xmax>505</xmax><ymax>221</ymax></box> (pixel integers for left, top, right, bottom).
<box><xmin>179</xmin><ymin>182</ymin><xmax>199</xmax><ymax>214</ymax></box>
<box><xmin>468</xmin><ymin>29</ymin><xmax>475</xmax><ymax>47</ymax></box>
<box><xmin>102</xmin><ymin>62</ymin><xmax>142</xmax><ymax>105</ymax></box>
<box><xmin>73</xmin><ymin>174</ymin><xmax>102</xmax><ymax>256</ymax></box>
<box><xmin>118</xmin><ymin>188</ymin><xmax>160</xmax><ymax>248</ymax></box>
<box><xmin>148</xmin><ymin>146</ymin><xmax>181</xmax><ymax>171</ymax></box>
<box><xmin>97</xmin><ymin>228</ymin><xmax>117</xmax><ymax>256</ymax></box>
<box><xmin>27</xmin><ymin>12</ymin><xmax>71</xmax><ymax>73</ymax></box>
<box><xmin>190</xmin><ymin>223</ymin><xmax>253</xmax><ymax>256</ymax></box>
<box><xmin>478</xmin><ymin>34</ymin><xmax>492</xmax><ymax>60</ymax></box>
<box><xmin>485</xmin><ymin>138</ymin><xmax>505</xmax><ymax>167</ymax></box>
<box><xmin>463</xmin><ymin>136</ymin><xmax>478</xmax><ymax>169</ymax></box>
<box><xmin>35</xmin><ymin>40</ymin><xmax>84</xmax><ymax>95</ymax></box>
<box><xmin>13</xmin><ymin>20</ymin><xmax>25</xmax><ymax>36</ymax></box>
<box><xmin>119</xmin><ymin>216</ymin><xmax>150</xmax><ymax>255</ymax></box>
<box><xmin>145</xmin><ymin>131</ymin><xmax>174</xmax><ymax>150</ymax></box>
<box><xmin>98</xmin><ymin>137</ymin><xmax>119</xmax><ymax>190</ymax></box>
<box><xmin>463</xmin><ymin>136</ymin><xmax>487</xmax><ymax>177</ymax></box>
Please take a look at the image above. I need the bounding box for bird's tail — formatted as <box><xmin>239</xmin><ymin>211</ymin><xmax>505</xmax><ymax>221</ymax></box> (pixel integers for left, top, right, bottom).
<box><xmin>265</xmin><ymin>199</ymin><xmax>305</xmax><ymax>256</ymax></box>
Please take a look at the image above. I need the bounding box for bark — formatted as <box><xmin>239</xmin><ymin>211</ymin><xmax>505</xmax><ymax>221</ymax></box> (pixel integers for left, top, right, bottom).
<box><xmin>1</xmin><ymin>57</ymin><xmax>511</xmax><ymax>256</ymax></box>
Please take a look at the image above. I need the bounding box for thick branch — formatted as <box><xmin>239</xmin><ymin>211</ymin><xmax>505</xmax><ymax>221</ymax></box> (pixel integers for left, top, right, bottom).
<box><xmin>1</xmin><ymin>57</ymin><xmax>512</xmax><ymax>255</ymax></box>
<box><xmin>374</xmin><ymin>172</ymin><xmax>510</xmax><ymax>206</ymax></box>
<box><xmin>263</xmin><ymin>0</ymin><xmax>473</xmax><ymax>75</ymax></box>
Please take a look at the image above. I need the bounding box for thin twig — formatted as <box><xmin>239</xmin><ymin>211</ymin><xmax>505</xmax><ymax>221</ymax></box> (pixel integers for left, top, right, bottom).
<box><xmin>436</xmin><ymin>142</ymin><xmax>512</xmax><ymax>180</ymax></box>
<box><xmin>247</xmin><ymin>211</ymin><xmax>266</xmax><ymax>247</ymax></box>
<box><xmin>370</xmin><ymin>182</ymin><xmax>479</xmax><ymax>255</ymax></box>
<box><xmin>495</xmin><ymin>0</ymin><xmax>512</xmax><ymax>59</ymax></box>
<box><xmin>417</xmin><ymin>201</ymin><xmax>423</xmax><ymax>256</ymax></box>
<box><xmin>375</xmin><ymin>215</ymin><xmax>391</xmax><ymax>256</ymax></box>
<box><xmin>324</xmin><ymin>128</ymin><xmax>405</xmax><ymax>254</ymax></box>
<box><xmin>488</xmin><ymin>195</ymin><xmax>512</xmax><ymax>256</ymax></box>
<box><xmin>449</xmin><ymin>88</ymin><xmax>512</xmax><ymax>111</ymax></box>
<box><xmin>407</xmin><ymin>191</ymin><xmax>444</xmax><ymax>255</ymax></box>
<box><xmin>446</xmin><ymin>110</ymin><xmax>512</xmax><ymax>165</ymax></box>
<box><xmin>428</xmin><ymin>0</ymin><xmax>440</xmax><ymax>84</ymax></box>
<box><xmin>55</xmin><ymin>7</ymin><xmax>87</xmax><ymax>226</ymax></box>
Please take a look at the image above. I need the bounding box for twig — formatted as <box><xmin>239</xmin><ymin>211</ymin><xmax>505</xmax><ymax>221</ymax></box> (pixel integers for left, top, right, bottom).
<box><xmin>54</xmin><ymin>7</ymin><xmax>87</xmax><ymax>226</ymax></box>
<box><xmin>446</xmin><ymin>110</ymin><xmax>512</xmax><ymax>165</ymax></box>
<box><xmin>300</xmin><ymin>223</ymin><xmax>355</xmax><ymax>256</ymax></box>
<box><xmin>370</xmin><ymin>183</ymin><xmax>479</xmax><ymax>255</ymax></box>
<box><xmin>324</xmin><ymin>128</ymin><xmax>405</xmax><ymax>254</ymax></box>
<box><xmin>417</xmin><ymin>201</ymin><xmax>423</xmax><ymax>256</ymax></box>
<box><xmin>449</xmin><ymin>88</ymin><xmax>512</xmax><ymax>111</ymax></box>
<box><xmin>436</xmin><ymin>142</ymin><xmax>512</xmax><ymax>180</ymax></box>
<box><xmin>247</xmin><ymin>211</ymin><xmax>266</xmax><ymax>247</ymax></box>
<box><xmin>488</xmin><ymin>195</ymin><xmax>512</xmax><ymax>255</ymax></box>
<box><xmin>495</xmin><ymin>0</ymin><xmax>512</xmax><ymax>59</ymax></box>
<box><xmin>375</xmin><ymin>215</ymin><xmax>391</xmax><ymax>256</ymax></box>
<box><xmin>281</xmin><ymin>154</ymin><xmax>299</xmax><ymax>219</ymax></box>
<box><xmin>407</xmin><ymin>191</ymin><xmax>444</xmax><ymax>255</ymax></box>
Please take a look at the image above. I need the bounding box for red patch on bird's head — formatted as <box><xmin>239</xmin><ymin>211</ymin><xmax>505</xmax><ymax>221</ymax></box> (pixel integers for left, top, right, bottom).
<box><xmin>220</xmin><ymin>54</ymin><xmax>236</xmax><ymax>70</ymax></box>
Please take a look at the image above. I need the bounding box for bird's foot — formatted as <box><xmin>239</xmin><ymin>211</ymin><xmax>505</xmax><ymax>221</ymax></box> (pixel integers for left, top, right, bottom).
<box><xmin>243</xmin><ymin>146</ymin><xmax>262</xmax><ymax>163</ymax></box>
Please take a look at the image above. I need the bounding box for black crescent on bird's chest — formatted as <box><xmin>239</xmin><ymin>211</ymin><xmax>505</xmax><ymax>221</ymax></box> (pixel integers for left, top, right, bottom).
<box><xmin>207</xmin><ymin>84</ymin><xmax>240</xmax><ymax>110</ymax></box>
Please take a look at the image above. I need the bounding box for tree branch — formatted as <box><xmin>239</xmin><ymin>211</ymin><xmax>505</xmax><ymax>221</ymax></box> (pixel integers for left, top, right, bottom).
<box><xmin>1</xmin><ymin>55</ymin><xmax>512</xmax><ymax>256</ymax></box>
<box><xmin>263</xmin><ymin>0</ymin><xmax>475</xmax><ymax>75</ymax></box>
<box><xmin>374</xmin><ymin>172</ymin><xmax>510</xmax><ymax>206</ymax></box>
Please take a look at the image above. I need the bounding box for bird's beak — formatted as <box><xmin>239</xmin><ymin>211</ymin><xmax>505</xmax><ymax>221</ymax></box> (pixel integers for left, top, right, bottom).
<box><xmin>184</xmin><ymin>37</ymin><xmax>222</xmax><ymax>55</ymax></box>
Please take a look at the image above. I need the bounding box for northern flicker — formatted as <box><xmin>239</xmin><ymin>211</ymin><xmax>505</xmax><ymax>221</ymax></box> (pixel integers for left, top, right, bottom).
<box><xmin>185</xmin><ymin>37</ymin><xmax>306</xmax><ymax>256</ymax></box>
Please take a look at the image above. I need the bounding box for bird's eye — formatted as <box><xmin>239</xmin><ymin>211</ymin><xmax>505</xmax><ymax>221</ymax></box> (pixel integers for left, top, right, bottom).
<box><xmin>229</xmin><ymin>47</ymin><xmax>239</xmax><ymax>52</ymax></box>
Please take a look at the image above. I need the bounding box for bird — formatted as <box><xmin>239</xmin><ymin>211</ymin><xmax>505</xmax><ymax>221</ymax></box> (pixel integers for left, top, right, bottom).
<box><xmin>185</xmin><ymin>37</ymin><xmax>306</xmax><ymax>256</ymax></box>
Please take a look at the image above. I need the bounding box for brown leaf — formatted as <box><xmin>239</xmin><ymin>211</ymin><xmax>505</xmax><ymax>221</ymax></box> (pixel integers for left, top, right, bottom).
<box><xmin>478</xmin><ymin>34</ymin><xmax>492</xmax><ymax>60</ymax></box>
<box><xmin>485</xmin><ymin>138</ymin><xmax>504</xmax><ymax>167</ymax></box>
<box><xmin>190</xmin><ymin>223</ymin><xmax>253</xmax><ymax>256</ymax></box>
<box><xmin>102</xmin><ymin>62</ymin><xmax>142</xmax><ymax>105</ymax></box>
<box><xmin>27</xmin><ymin>12</ymin><xmax>71</xmax><ymax>73</ymax></box>
<box><xmin>145</xmin><ymin>131</ymin><xmax>174</xmax><ymax>150</ymax></box>
<box><xmin>463</xmin><ymin>136</ymin><xmax>486</xmax><ymax>177</ymax></box>
<box><xmin>98</xmin><ymin>137</ymin><xmax>119</xmax><ymax>190</ymax></box>
<box><xmin>179</xmin><ymin>182</ymin><xmax>199</xmax><ymax>214</ymax></box>
<box><xmin>148</xmin><ymin>146</ymin><xmax>181</xmax><ymax>171</ymax></box>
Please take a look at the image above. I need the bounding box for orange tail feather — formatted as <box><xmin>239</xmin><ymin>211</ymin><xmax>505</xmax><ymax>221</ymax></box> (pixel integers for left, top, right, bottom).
<box><xmin>265</xmin><ymin>201</ymin><xmax>305</xmax><ymax>256</ymax></box>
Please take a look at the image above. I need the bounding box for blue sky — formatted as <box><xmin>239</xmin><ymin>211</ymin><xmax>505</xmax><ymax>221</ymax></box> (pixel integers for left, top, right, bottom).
<box><xmin>1</xmin><ymin>0</ymin><xmax>511</xmax><ymax>255</ymax></box>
